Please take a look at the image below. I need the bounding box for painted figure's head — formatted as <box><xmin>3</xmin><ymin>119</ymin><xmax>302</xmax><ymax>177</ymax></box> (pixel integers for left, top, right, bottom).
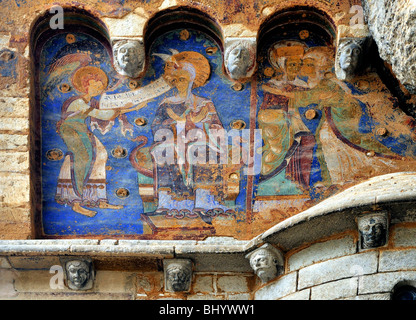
<box><xmin>269</xmin><ymin>41</ymin><xmax>307</xmax><ymax>82</ymax></box>
<box><xmin>154</xmin><ymin>50</ymin><xmax>211</xmax><ymax>91</ymax></box>
<box><xmin>301</xmin><ymin>46</ymin><xmax>335</xmax><ymax>85</ymax></box>
<box><xmin>72</xmin><ymin>66</ymin><xmax>108</xmax><ymax>97</ymax></box>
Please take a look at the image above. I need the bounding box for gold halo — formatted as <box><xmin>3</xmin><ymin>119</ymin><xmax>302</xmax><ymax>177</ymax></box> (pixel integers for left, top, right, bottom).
<box><xmin>167</xmin><ymin>51</ymin><xmax>211</xmax><ymax>89</ymax></box>
<box><xmin>72</xmin><ymin>66</ymin><xmax>108</xmax><ymax>94</ymax></box>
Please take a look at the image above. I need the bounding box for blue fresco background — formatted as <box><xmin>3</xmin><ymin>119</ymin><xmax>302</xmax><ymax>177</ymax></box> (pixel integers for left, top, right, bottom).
<box><xmin>40</xmin><ymin>29</ymin><xmax>250</xmax><ymax>236</ymax></box>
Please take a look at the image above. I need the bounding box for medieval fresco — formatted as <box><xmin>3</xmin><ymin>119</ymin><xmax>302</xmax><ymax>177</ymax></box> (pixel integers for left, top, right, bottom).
<box><xmin>38</xmin><ymin>19</ymin><xmax>416</xmax><ymax>239</ymax></box>
<box><xmin>252</xmin><ymin>24</ymin><xmax>416</xmax><ymax>228</ymax></box>
<box><xmin>39</xmin><ymin>28</ymin><xmax>250</xmax><ymax>238</ymax></box>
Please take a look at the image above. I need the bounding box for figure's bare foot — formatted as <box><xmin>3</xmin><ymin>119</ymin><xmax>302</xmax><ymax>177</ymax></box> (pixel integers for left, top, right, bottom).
<box><xmin>72</xmin><ymin>203</ymin><xmax>97</xmax><ymax>217</ymax></box>
<box><xmin>98</xmin><ymin>201</ymin><xmax>123</xmax><ymax>210</ymax></box>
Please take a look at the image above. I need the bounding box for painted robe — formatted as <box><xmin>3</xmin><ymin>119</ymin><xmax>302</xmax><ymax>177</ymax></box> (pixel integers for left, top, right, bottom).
<box><xmin>150</xmin><ymin>95</ymin><xmax>230</xmax><ymax>215</ymax></box>
<box><xmin>55</xmin><ymin>96</ymin><xmax>116</xmax><ymax>207</ymax></box>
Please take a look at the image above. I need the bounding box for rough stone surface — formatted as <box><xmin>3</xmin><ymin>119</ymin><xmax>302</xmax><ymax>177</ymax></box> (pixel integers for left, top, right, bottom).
<box><xmin>8</xmin><ymin>256</ymin><xmax>61</xmax><ymax>270</ymax></box>
<box><xmin>0</xmin><ymin>269</ymin><xmax>17</xmax><ymax>298</ymax></box>
<box><xmin>279</xmin><ymin>288</ymin><xmax>310</xmax><ymax>300</ymax></box>
<box><xmin>379</xmin><ymin>249</ymin><xmax>416</xmax><ymax>272</ymax></box>
<box><xmin>216</xmin><ymin>275</ymin><xmax>250</xmax><ymax>293</ymax></box>
<box><xmin>358</xmin><ymin>271</ymin><xmax>416</xmax><ymax>295</ymax></box>
<box><xmin>363</xmin><ymin>0</ymin><xmax>416</xmax><ymax>94</ymax></box>
<box><xmin>344</xmin><ymin>293</ymin><xmax>391</xmax><ymax>300</ymax></box>
<box><xmin>392</xmin><ymin>226</ymin><xmax>416</xmax><ymax>248</ymax></box>
<box><xmin>0</xmin><ymin>256</ymin><xmax>11</xmax><ymax>268</ymax></box>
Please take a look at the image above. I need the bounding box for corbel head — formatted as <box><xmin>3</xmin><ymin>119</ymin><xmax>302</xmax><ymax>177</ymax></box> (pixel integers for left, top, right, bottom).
<box><xmin>245</xmin><ymin>243</ymin><xmax>284</xmax><ymax>283</ymax></box>
<box><xmin>164</xmin><ymin>259</ymin><xmax>193</xmax><ymax>292</ymax></box>
<box><xmin>112</xmin><ymin>39</ymin><xmax>145</xmax><ymax>78</ymax></box>
<box><xmin>224</xmin><ymin>38</ymin><xmax>257</xmax><ymax>81</ymax></box>
<box><xmin>357</xmin><ymin>211</ymin><xmax>389</xmax><ymax>250</ymax></box>
<box><xmin>62</xmin><ymin>258</ymin><xmax>94</xmax><ymax>290</ymax></box>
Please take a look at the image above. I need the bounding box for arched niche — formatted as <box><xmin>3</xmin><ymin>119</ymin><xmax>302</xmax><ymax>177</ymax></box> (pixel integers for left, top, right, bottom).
<box><xmin>251</xmin><ymin>6</ymin><xmax>416</xmax><ymax>232</ymax></box>
<box><xmin>29</xmin><ymin>6</ymin><xmax>252</xmax><ymax>240</ymax></box>
<box><xmin>143</xmin><ymin>6</ymin><xmax>224</xmax><ymax>55</ymax></box>
<box><xmin>258</xmin><ymin>6</ymin><xmax>336</xmax><ymax>50</ymax></box>
<box><xmin>29</xmin><ymin>8</ymin><xmax>112</xmax><ymax>238</ymax></box>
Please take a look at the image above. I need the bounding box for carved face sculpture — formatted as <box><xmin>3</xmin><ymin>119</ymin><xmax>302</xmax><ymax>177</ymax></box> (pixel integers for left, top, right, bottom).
<box><xmin>249</xmin><ymin>248</ymin><xmax>279</xmax><ymax>283</ymax></box>
<box><xmin>165</xmin><ymin>263</ymin><xmax>191</xmax><ymax>292</ymax></box>
<box><xmin>114</xmin><ymin>40</ymin><xmax>144</xmax><ymax>78</ymax></box>
<box><xmin>339</xmin><ymin>41</ymin><xmax>362</xmax><ymax>74</ymax></box>
<box><xmin>358</xmin><ymin>214</ymin><xmax>388</xmax><ymax>249</ymax></box>
<box><xmin>65</xmin><ymin>260</ymin><xmax>91</xmax><ymax>290</ymax></box>
<box><xmin>226</xmin><ymin>42</ymin><xmax>254</xmax><ymax>80</ymax></box>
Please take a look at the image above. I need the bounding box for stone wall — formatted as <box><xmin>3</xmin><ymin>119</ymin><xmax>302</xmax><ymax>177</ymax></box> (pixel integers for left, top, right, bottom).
<box><xmin>0</xmin><ymin>263</ymin><xmax>254</xmax><ymax>300</ymax></box>
<box><xmin>256</xmin><ymin>228</ymin><xmax>416</xmax><ymax>300</ymax></box>
<box><xmin>1</xmin><ymin>223</ymin><xmax>415</xmax><ymax>300</ymax></box>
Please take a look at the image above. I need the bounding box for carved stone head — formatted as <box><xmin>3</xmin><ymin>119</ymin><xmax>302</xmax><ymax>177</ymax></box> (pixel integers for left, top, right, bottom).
<box><xmin>245</xmin><ymin>244</ymin><xmax>284</xmax><ymax>283</ymax></box>
<box><xmin>164</xmin><ymin>259</ymin><xmax>192</xmax><ymax>292</ymax></box>
<box><xmin>358</xmin><ymin>212</ymin><xmax>389</xmax><ymax>250</ymax></box>
<box><xmin>113</xmin><ymin>39</ymin><xmax>145</xmax><ymax>78</ymax></box>
<box><xmin>224</xmin><ymin>39</ymin><xmax>256</xmax><ymax>80</ymax></box>
<box><xmin>64</xmin><ymin>258</ymin><xmax>94</xmax><ymax>290</ymax></box>
<box><xmin>335</xmin><ymin>38</ymin><xmax>368</xmax><ymax>80</ymax></box>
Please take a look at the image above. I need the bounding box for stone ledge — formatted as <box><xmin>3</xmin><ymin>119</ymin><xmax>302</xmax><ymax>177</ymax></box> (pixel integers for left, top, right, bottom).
<box><xmin>0</xmin><ymin>173</ymin><xmax>415</xmax><ymax>273</ymax></box>
<box><xmin>259</xmin><ymin>172</ymin><xmax>416</xmax><ymax>251</ymax></box>
<box><xmin>0</xmin><ymin>237</ymin><xmax>250</xmax><ymax>256</ymax></box>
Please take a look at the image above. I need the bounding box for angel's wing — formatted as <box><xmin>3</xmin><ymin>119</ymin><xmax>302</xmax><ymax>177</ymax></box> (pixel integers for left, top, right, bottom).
<box><xmin>46</xmin><ymin>53</ymin><xmax>92</xmax><ymax>83</ymax></box>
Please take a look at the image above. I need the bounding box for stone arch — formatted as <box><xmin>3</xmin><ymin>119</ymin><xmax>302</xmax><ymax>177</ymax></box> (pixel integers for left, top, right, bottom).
<box><xmin>143</xmin><ymin>6</ymin><xmax>224</xmax><ymax>56</ymax></box>
<box><xmin>258</xmin><ymin>6</ymin><xmax>336</xmax><ymax>50</ymax></box>
<box><xmin>29</xmin><ymin>7</ymin><xmax>111</xmax><ymax>238</ymax></box>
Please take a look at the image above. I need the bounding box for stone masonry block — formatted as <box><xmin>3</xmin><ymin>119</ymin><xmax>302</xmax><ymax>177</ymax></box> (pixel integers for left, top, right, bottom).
<box><xmin>311</xmin><ymin>277</ymin><xmax>358</xmax><ymax>300</ymax></box>
<box><xmin>254</xmin><ymin>272</ymin><xmax>297</xmax><ymax>300</ymax></box>
<box><xmin>280</xmin><ymin>288</ymin><xmax>310</xmax><ymax>300</ymax></box>
<box><xmin>0</xmin><ymin>256</ymin><xmax>11</xmax><ymax>268</ymax></box>
<box><xmin>359</xmin><ymin>270</ymin><xmax>416</xmax><ymax>294</ymax></box>
<box><xmin>0</xmin><ymin>134</ymin><xmax>28</xmax><ymax>151</ymax></box>
<box><xmin>0</xmin><ymin>118</ymin><xmax>28</xmax><ymax>133</ymax></box>
<box><xmin>94</xmin><ymin>271</ymin><xmax>136</xmax><ymax>294</ymax></box>
<box><xmin>288</xmin><ymin>236</ymin><xmax>356</xmax><ymax>272</ymax></box>
<box><xmin>0</xmin><ymin>98</ymin><xmax>29</xmax><ymax>118</ymax></box>
<box><xmin>8</xmin><ymin>256</ymin><xmax>61</xmax><ymax>270</ymax></box>
<box><xmin>379</xmin><ymin>249</ymin><xmax>416</xmax><ymax>272</ymax></box>
<box><xmin>0</xmin><ymin>269</ymin><xmax>17</xmax><ymax>298</ymax></box>
<box><xmin>0</xmin><ymin>151</ymin><xmax>29</xmax><ymax>172</ymax></box>
<box><xmin>298</xmin><ymin>251</ymin><xmax>378</xmax><ymax>290</ymax></box>
<box><xmin>392</xmin><ymin>226</ymin><xmax>416</xmax><ymax>248</ymax></box>
<box><xmin>216</xmin><ymin>275</ymin><xmax>249</xmax><ymax>293</ymax></box>
<box><xmin>192</xmin><ymin>274</ymin><xmax>214</xmax><ymax>293</ymax></box>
